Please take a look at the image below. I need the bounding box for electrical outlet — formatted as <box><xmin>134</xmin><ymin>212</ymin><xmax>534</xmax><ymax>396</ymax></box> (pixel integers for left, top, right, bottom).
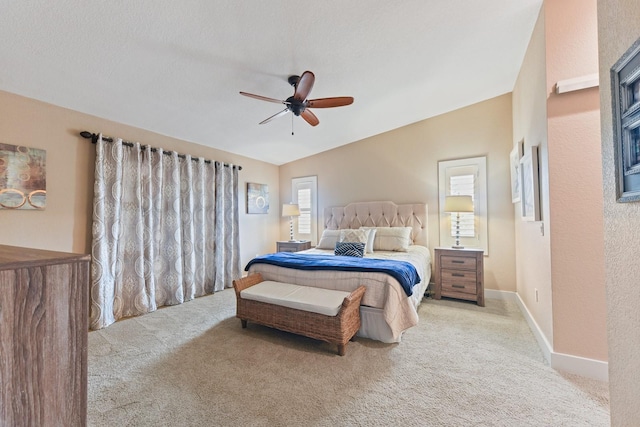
<box><xmin>535</xmin><ymin>288</ymin><xmax>539</xmax><ymax>302</ymax></box>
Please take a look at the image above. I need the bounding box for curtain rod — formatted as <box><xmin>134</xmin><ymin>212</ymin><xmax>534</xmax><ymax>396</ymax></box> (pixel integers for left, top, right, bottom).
<box><xmin>79</xmin><ymin>131</ymin><xmax>242</xmax><ymax>170</ymax></box>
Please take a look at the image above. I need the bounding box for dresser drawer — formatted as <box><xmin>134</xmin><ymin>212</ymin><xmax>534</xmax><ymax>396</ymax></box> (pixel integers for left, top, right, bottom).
<box><xmin>441</xmin><ymin>269</ymin><xmax>477</xmax><ymax>284</ymax></box>
<box><xmin>440</xmin><ymin>255</ymin><xmax>477</xmax><ymax>270</ymax></box>
<box><xmin>441</xmin><ymin>281</ymin><xmax>477</xmax><ymax>295</ymax></box>
<box><xmin>277</xmin><ymin>243</ymin><xmax>299</xmax><ymax>252</ymax></box>
<box><xmin>276</xmin><ymin>241</ymin><xmax>311</xmax><ymax>253</ymax></box>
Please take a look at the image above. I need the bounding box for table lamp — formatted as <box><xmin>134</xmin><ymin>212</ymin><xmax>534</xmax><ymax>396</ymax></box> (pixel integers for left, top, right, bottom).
<box><xmin>282</xmin><ymin>203</ymin><xmax>301</xmax><ymax>242</ymax></box>
<box><xmin>444</xmin><ymin>195</ymin><xmax>474</xmax><ymax>248</ymax></box>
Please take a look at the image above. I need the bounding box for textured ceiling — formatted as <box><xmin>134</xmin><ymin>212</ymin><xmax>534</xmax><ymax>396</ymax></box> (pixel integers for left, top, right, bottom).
<box><xmin>0</xmin><ymin>0</ymin><xmax>542</xmax><ymax>165</ymax></box>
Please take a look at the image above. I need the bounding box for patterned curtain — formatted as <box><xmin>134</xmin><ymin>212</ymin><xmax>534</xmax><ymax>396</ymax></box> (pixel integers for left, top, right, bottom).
<box><xmin>89</xmin><ymin>135</ymin><xmax>241</xmax><ymax>330</ymax></box>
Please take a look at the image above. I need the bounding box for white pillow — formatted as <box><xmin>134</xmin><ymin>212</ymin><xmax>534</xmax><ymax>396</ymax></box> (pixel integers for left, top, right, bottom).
<box><xmin>316</xmin><ymin>229</ymin><xmax>341</xmax><ymax>249</ymax></box>
<box><xmin>358</xmin><ymin>227</ymin><xmax>377</xmax><ymax>253</ymax></box>
<box><xmin>363</xmin><ymin>227</ymin><xmax>412</xmax><ymax>252</ymax></box>
<box><xmin>339</xmin><ymin>228</ymin><xmax>371</xmax><ymax>247</ymax></box>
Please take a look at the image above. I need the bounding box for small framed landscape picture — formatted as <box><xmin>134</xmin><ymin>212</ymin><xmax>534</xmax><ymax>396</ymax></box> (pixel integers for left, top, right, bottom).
<box><xmin>246</xmin><ymin>182</ymin><xmax>269</xmax><ymax>214</ymax></box>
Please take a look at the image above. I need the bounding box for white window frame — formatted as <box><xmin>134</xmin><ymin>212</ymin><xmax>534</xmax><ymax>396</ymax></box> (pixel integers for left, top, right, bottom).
<box><xmin>438</xmin><ymin>156</ymin><xmax>488</xmax><ymax>254</ymax></box>
<box><xmin>291</xmin><ymin>176</ymin><xmax>318</xmax><ymax>245</ymax></box>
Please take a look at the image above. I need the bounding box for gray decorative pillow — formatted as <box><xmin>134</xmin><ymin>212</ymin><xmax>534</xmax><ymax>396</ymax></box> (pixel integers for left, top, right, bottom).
<box><xmin>334</xmin><ymin>242</ymin><xmax>365</xmax><ymax>257</ymax></box>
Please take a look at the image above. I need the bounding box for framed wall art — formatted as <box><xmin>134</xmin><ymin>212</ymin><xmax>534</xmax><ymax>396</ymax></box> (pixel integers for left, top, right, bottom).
<box><xmin>510</xmin><ymin>139</ymin><xmax>524</xmax><ymax>203</ymax></box>
<box><xmin>0</xmin><ymin>143</ymin><xmax>47</xmax><ymax>210</ymax></box>
<box><xmin>520</xmin><ymin>145</ymin><xmax>540</xmax><ymax>221</ymax></box>
<box><xmin>246</xmin><ymin>182</ymin><xmax>269</xmax><ymax>214</ymax></box>
<box><xmin>611</xmin><ymin>36</ymin><xmax>640</xmax><ymax>202</ymax></box>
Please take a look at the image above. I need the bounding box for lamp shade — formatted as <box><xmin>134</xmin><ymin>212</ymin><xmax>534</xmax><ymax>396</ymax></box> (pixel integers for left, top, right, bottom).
<box><xmin>282</xmin><ymin>203</ymin><xmax>300</xmax><ymax>217</ymax></box>
<box><xmin>444</xmin><ymin>195</ymin><xmax>474</xmax><ymax>213</ymax></box>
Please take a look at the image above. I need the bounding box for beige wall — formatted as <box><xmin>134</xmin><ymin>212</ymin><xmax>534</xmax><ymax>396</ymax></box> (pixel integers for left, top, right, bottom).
<box><xmin>512</xmin><ymin>0</ymin><xmax>607</xmax><ymax>364</ymax></box>
<box><xmin>545</xmin><ymin>0</ymin><xmax>607</xmax><ymax>360</ymax></box>
<box><xmin>598</xmin><ymin>0</ymin><xmax>640</xmax><ymax>424</ymax></box>
<box><xmin>0</xmin><ymin>90</ymin><xmax>280</xmax><ymax>269</ymax></box>
<box><xmin>512</xmin><ymin>7</ymin><xmax>554</xmax><ymax>344</ymax></box>
<box><xmin>280</xmin><ymin>94</ymin><xmax>516</xmax><ymax>292</ymax></box>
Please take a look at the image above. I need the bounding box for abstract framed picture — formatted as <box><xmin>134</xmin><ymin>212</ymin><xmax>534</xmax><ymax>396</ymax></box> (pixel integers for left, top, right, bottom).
<box><xmin>611</xmin><ymin>35</ymin><xmax>640</xmax><ymax>202</ymax></box>
<box><xmin>509</xmin><ymin>139</ymin><xmax>524</xmax><ymax>203</ymax></box>
<box><xmin>0</xmin><ymin>143</ymin><xmax>47</xmax><ymax>210</ymax></box>
<box><xmin>520</xmin><ymin>145</ymin><xmax>540</xmax><ymax>221</ymax></box>
<box><xmin>246</xmin><ymin>182</ymin><xmax>269</xmax><ymax>214</ymax></box>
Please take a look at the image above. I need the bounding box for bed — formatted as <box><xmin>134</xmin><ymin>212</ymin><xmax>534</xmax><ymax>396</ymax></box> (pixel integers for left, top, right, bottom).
<box><xmin>246</xmin><ymin>201</ymin><xmax>431</xmax><ymax>343</ymax></box>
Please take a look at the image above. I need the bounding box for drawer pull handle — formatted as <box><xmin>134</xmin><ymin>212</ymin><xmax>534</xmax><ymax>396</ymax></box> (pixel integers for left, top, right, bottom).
<box><xmin>452</xmin><ymin>260</ymin><xmax>465</xmax><ymax>264</ymax></box>
<box><xmin>452</xmin><ymin>273</ymin><xmax>465</xmax><ymax>277</ymax></box>
<box><xmin>452</xmin><ymin>284</ymin><xmax>465</xmax><ymax>289</ymax></box>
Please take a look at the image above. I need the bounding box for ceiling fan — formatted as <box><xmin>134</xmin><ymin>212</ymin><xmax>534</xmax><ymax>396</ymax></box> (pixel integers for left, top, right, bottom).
<box><xmin>239</xmin><ymin>71</ymin><xmax>354</xmax><ymax>128</ymax></box>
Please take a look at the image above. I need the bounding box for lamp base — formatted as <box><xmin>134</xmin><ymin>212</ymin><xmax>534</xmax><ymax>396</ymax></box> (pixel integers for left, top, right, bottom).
<box><xmin>451</xmin><ymin>244</ymin><xmax>465</xmax><ymax>249</ymax></box>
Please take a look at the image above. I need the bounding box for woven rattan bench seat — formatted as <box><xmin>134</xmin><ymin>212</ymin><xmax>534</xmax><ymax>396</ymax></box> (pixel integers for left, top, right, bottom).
<box><xmin>240</xmin><ymin>280</ymin><xmax>351</xmax><ymax>316</ymax></box>
<box><xmin>232</xmin><ymin>273</ymin><xmax>365</xmax><ymax>356</ymax></box>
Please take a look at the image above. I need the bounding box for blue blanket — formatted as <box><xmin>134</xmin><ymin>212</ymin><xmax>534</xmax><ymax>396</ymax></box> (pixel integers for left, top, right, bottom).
<box><xmin>245</xmin><ymin>252</ymin><xmax>421</xmax><ymax>297</ymax></box>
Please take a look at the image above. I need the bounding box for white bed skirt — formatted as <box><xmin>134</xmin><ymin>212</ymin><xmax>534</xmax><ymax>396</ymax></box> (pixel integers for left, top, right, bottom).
<box><xmin>357</xmin><ymin>278</ymin><xmax>430</xmax><ymax>343</ymax></box>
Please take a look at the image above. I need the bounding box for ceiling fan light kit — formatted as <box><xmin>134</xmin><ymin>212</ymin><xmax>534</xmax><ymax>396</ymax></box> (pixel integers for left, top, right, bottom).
<box><xmin>240</xmin><ymin>71</ymin><xmax>354</xmax><ymax>129</ymax></box>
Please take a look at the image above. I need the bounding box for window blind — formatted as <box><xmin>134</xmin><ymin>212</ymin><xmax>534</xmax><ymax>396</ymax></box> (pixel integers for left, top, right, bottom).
<box><xmin>297</xmin><ymin>188</ymin><xmax>311</xmax><ymax>235</ymax></box>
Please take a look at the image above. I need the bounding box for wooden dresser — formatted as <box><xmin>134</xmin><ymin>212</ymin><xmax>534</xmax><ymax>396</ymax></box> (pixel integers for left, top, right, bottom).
<box><xmin>0</xmin><ymin>245</ymin><xmax>90</xmax><ymax>426</ymax></box>
<box><xmin>433</xmin><ymin>247</ymin><xmax>484</xmax><ymax>307</ymax></box>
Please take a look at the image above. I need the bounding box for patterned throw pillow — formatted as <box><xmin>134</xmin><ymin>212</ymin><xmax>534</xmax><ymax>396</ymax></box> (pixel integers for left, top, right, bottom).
<box><xmin>334</xmin><ymin>242</ymin><xmax>365</xmax><ymax>257</ymax></box>
<box><xmin>339</xmin><ymin>228</ymin><xmax>370</xmax><ymax>245</ymax></box>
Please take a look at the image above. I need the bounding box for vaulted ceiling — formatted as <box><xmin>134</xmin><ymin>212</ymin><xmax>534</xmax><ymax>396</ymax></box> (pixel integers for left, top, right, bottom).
<box><xmin>0</xmin><ymin>0</ymin><xmax>542</xmax><ymax>165</ymax></box>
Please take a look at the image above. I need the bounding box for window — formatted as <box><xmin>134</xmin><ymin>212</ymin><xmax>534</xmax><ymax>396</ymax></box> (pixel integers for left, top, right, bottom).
<box><xmin>291</xmin><ymin>176</ymin><xmax>317</xmax><ymax>244</ymax></box>
<box><xmin>297</xmin><ymin>188</ymin><xmax>311</xmax><ymax>234</ymax></box>
<box><xmin>438</xmin><ymin>156</ymin><xmax>488</xmax><ymax>254</ymax></box>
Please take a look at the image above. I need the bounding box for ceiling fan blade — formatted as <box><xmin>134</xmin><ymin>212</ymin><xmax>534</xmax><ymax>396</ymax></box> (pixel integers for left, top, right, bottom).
<box><xmin>259</xmin><ymin>108</ymin><xmax>290</xmax><ymax>125</ymax></box>
<box><xmin>240</xmin><ymin>91</ymin><xmax>287</xmax><ymax>105</ymax></box>
<box><xmin>293</xmin><ymin>71</ymin><xmax>315</xmax><ymax>102</ymax></box>
<box><xmin>307</xmin><ymin>97</ymin><xmax>354</xmax><ymax>108</ymax></box>
<box><xmin>300</xmin><ymin>109</ymin><xmax>319</xmax><ymax>126</ymax></box>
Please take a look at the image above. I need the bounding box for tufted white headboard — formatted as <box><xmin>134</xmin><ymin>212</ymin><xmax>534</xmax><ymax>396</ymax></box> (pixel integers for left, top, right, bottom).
<box><xmin>323</xmin><ymin>201</ymin><xmax>428</xmax><ymax>247</ymax></box>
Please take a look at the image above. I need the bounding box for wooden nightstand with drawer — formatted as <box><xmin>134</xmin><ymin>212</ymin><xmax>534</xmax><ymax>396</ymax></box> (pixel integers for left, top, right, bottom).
<box><xmin>433</xmin><ymin>247</ymin><xmax>484</xmax><ymax>306</ymax></box>
<box><xmin>276</xmin><ymin>240</ymin><xmax>311</xmax><ymax>253</ymax></box>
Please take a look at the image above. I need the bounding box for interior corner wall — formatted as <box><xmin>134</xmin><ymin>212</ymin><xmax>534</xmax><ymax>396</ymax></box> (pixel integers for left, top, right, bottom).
<box><xmin>598</xmin><ymin>0</ymin><xmax>640</xmax><ymax>424</ymax></box>
<box><xmin>279</xmin><ymin>94</ymin><xmax>516</xmax><ymax>293</ymax></box>
<box><xmin>512</xmin><ymin>6</ymin><xmax>554</xmax><ymax>345</ymax></box>
<box><xmin>0</xmin><ymin>90</ymin><xmax>280</xmax><ymax>269</ymax></box>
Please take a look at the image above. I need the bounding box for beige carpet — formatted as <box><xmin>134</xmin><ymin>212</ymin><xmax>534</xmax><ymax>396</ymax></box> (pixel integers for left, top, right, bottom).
<box><xmin>88</xmin><ymin>290</ymin><xmax>609</xmax><ymax>426</ymax></box>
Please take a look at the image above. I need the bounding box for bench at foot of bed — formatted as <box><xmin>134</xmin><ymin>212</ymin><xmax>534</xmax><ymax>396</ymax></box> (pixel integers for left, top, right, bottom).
<box><xmin>232</xmin><ymin>273</ymin><xmax>366</xmax><ymax>356</ymax></box>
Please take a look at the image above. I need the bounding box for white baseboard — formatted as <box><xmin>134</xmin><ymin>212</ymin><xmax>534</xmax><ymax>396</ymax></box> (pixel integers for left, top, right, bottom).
<box><xmin>487</xmin><ymin>290</ymin><xmax>608</xmax><ymax>382</ymax></box>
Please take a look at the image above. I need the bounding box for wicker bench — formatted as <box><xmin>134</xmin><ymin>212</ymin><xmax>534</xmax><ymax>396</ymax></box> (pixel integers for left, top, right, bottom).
<box><xmin>232</xmin><ymin>273</ymin><xmax>366</xmax><ymax>356</ymax></box>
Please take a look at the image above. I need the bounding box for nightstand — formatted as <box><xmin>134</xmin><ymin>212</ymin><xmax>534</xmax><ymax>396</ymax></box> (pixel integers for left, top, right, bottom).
<box><xmin>276</xmin><ymin>240</ymin><xmax>311</xmax><ymax>253</ymax></box>
<box><xmin>433</xmin><ymin>247</ymin><xmax>484</xmax><ymax>306</ymax></box>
